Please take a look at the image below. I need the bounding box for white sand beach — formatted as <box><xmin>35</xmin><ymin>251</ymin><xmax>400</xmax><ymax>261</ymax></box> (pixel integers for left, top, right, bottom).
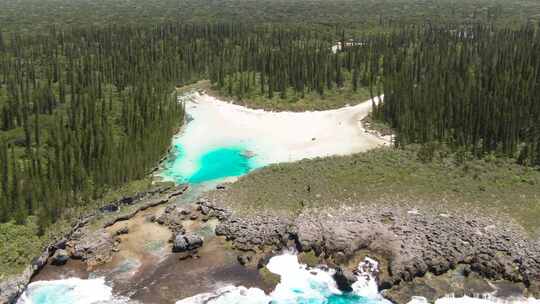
<box><xmin>176</xmin><ymin>92</ymin><xmax>390</xmax><ymax>171</ymax></box>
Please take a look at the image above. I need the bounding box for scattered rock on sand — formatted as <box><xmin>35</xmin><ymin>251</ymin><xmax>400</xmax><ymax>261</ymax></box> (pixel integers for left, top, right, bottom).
<box><xmin>114</xmin><ymin>226</ymin><xmax>129</xmax><ymax>236</ymax></box>
<box><xmin>173</xmin><ymin>233</ymin><xmax>203</xmax><ymax>252</ymax></box>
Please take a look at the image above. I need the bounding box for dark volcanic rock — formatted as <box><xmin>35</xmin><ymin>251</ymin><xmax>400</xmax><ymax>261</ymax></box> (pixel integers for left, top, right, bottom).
<box><xmin>51</xmin><ymin>249</ymin><xmax>70</xmax><ymax>266</ymax></box>
<box><xmin>173</xmin><ymin>233</ymin><xmax>203</xmax><ymax>252</ymax></box>
<box><xmin>114</xmin><ymin>226</ymin><xmax>129</xmax><ymax>236</ymax></box>
<box><xmin>155</xmin><ymin>205</ymin><xmax>189</xmax><ymax>234</ymax></box>
<box><xmin>237</xmin><ymin>254</ymin><xmax>252</xmax><ymax>266</ymax></box>
<box><xmin>333</xmin><ymin>267</ymin><xmax>356</xmax><ymax>292</ymax></box>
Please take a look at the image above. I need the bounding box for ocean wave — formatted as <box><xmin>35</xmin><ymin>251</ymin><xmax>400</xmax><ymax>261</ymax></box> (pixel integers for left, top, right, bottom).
<box><xmin>18</xmin><ymin>254</ymin><xmax>540</xmax><ymax>304</ymax></box>
<box><xmin>17</xmin><ymin>277</ymin><xmax>130</xmax><ymax>304</ymax></box>
<box><xmin>175</xmin><ymin>251</ymin><xmax>390</xmax><ymax>304</ymax></box>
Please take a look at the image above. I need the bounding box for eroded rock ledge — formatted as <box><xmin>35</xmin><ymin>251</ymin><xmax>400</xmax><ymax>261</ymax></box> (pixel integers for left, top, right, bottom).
<box><xmin>3</xmin><ymin>188</ymin><xmax>539</xmax><ymax>304</ymax></box>
<box><xmin>197</xmin><ymin>198</ymin><xmax>540</xmax><ymax>303</ymax></box>
<box><xmin>0</xmin><ymin>184</ymin><xmax>188</xmax><ymax>304</ymax></box>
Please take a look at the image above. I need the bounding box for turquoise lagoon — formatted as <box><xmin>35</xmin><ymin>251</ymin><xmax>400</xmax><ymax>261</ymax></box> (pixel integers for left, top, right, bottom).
<box><xmin>161</xmin><ymin>144</ymin><xmax>258</xmax><ymax>184</ymax></box>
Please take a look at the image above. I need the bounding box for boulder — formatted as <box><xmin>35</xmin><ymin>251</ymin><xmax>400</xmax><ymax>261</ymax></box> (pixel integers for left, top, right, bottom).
<box><xmin>173</xmin><ymin>233</ymin><xmax>203</xmax><ymax>252</ymax></box>
<box><xmin>51</xmin><ymin>249</ymin><xmax>70</xmax><ymax>266</ymax></box>
<box><xmin>333</xmin><ymin>267</ymin><xmax>356</xmax><ymax>292</ymax></box>
<box><xmin>237</xmin><ymin>254</ymin><xmax>252</xmax><ymax>266</ymax></box>
<box><xmin>198</xmin><ymin>205</ymin><xmax>210</xmax><ymax>215</ymax></box>
<box><xmin>71</xmin><ymin>228</ymin><xmax>114</xmax><ymax>266</ymax></box>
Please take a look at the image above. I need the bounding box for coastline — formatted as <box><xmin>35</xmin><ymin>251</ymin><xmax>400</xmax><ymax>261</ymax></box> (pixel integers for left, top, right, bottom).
<box><xmin>0</xmin><ymin>185</ymin><xmax>188</xmax><ymax>304</ymax></box>
<box><xmin>5</xmin><ymin>183</ymin><xmax>539</xmax><ymax>304</ymax></box>
<box><xmin>3</xmin><ymin>91</ymin><xmax>540</xmax><ymax>304</ymax></box>
<box><xmin>198</xmin><ymin>196</ymin><xmax>540</xmax><ymax>303</ymax></box>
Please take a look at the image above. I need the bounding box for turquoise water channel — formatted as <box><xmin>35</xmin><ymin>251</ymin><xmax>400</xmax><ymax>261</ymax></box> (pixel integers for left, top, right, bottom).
<box><xmin>161</xmin><ymin>143</ymin><xmax>258</xmax><ymax>184</ymax></box>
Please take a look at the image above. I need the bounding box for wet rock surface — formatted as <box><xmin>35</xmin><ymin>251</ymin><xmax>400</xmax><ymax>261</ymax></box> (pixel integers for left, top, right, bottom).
<box><xmin>0</xmin><ymin>185</ymin><xmax>188</xmax><ymax>304</ymax></box>
<box><xmin>333</xmin><ymin>267</ymin><xmax>356</xmax><ymax>292</ymax></box>
<box><xmin>51</xmin><ymin>249</ymin><xmax>70</xmax><ymax>266</ymax></box>
<box><xmin>0</xmin><ymin>251</ymin><xmax>48</xmax><ymax>304</ymax></box>
<box><xmin>4</xmin><ymin>184</ymin><xmax>540</xmax><ymax>304</ymax></box>
<box><xmin>199</xmin><ymin>198</ymin><xmax>540</xmax><ymax>303</ymax></box>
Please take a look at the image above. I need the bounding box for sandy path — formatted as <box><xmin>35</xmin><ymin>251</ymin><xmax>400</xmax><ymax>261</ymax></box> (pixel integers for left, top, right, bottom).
<box><xmin>175</xmin><ymin>92</ymin><xmax>390</xmax><ymax>174</ymax></box>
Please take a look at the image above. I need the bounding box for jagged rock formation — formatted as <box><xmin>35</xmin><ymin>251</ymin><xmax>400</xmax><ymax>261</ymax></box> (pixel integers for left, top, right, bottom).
<box><xmin>197</xmin><ymin>198</ymin><xmax>540</xmax><ymax>302</ymax></box>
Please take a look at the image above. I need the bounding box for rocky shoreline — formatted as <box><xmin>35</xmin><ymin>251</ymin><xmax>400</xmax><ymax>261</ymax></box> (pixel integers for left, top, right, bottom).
<box><xmin>0</xmin><ymin>184</ymin><xmax>188</xmax><ymax>304</ymax></box>
<box><xmin>3</xmin><ymin>184</ymin><xmax>539</xmax><ymax>304</ymax></box>
<box><xmin>196</xmin><ymin>197</ymin><xmax>540</xmax><ymax>303</ymax></box>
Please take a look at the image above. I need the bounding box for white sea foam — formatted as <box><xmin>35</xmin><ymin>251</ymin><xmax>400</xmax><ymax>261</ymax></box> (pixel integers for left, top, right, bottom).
<box><xmin>175</xmin><ymin>286</ymin><xmax>270</xmax><ymax>304</ymax></box>
<box><xmin>18</xmin><ymin>256</ymin><xmax>540</xmax><ymax>304</ymax></box>
<box><xmin>174</xmin><ymin>252</ymin><xmax>540</xmax><ymax>304</ymax></box>
<box><xmin>175</xmin><ymin>251</ymin><xmax>391</xmax><ymax>304</ymax></box>
<box><xmin>265</xmin><ymin>250</ymin><xmax>342</xmax><ymax>302</ymax></box>
<box><xmin>17</xmin><ymin>277</ymin><xmax>129</xmax><ymax>304</ymax></box>
<box><xmin>353</xmin><ymin>257</ymin><xmax>389</xmax><ymax>301</ymax></box>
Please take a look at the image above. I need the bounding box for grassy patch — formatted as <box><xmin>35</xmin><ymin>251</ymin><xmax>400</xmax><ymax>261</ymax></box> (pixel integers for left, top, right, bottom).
<box><xmin>99</xmin><ymin>178</ymin><xmax>159</xmax><ymax>204</ymax></box>
<box><xmin>259</xmin><ymin>266</ymin><xmax>281</xmax><ymax>286</ymax></box>
<box><xmin>0</xmin><ymin>219</ymin><xmax>46</xmax><ymax>278</ymax></box>
<box><xmin>207</xmin><ymin>146</ymin><xmax>540</xmax><ymax>236</ymax></box>
<box><xmin>298</xmin><ymin>251</ymin><xmax>321</xmax><ymax>267</ymax></box>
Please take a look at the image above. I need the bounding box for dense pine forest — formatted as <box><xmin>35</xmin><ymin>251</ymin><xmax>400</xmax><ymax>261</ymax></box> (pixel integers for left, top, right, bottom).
<box><xmin>371</xmin><ymin>25</ymin><xmax>540</xmax><ymax>165</ymax></box>
<box><xmin>2</xmin><ymin>0</ymin><xmax>540</xmax><ymax>32</ymax></box>
<box><xmin>1</xmin><ymin>23</ymin><xmax>540</xmax><ymax>231</ymax></box>
<box><xmin>0</xmin><ymin>0</ymin><xmax>539</xmax><ymax>246</ymax></box>
<box><xmin>0</xmin><ymin>25</ymin><xmax>194</xmax><ymax>229</ymax></box>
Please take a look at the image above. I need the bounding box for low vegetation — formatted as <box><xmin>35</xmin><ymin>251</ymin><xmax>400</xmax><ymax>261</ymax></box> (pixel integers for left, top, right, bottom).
<box><xmin>195</xmin><ymin>79</ymin><xmax>372</xmax><ymax>112</ymax></box>
<box><xmin>209</xmin><ymin>146</ymin><xmax>540</xmax><ymax>235</ymax></box>
<box><xmin>0</xmin><ymin>219</ymin><xmax>46</xmax><ymax>278</ymax></box>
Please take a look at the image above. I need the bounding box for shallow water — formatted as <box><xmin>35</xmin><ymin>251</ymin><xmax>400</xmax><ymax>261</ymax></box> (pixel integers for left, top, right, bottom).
<box><xmin>169</xmin><ymin>252</ymin><xmax>391</xmax><ymax>304</ymax></box>
<box><xmin>19</xmin><ymin>253</ymin><xmax>539</xmax><ymax>304</ymax></box>
<box><xmin>159</xmin><ymin>91</ymin><xmax>387</xmax><ymax>184</ymax></box>
<box><xmin>160</xmin><ymin>93</ymin><xmax>263</xmax><ymax>184</ymax></box>
<box><xmin>162</xmin><ymin>144</ymin><xmax>257</xmax><ymax>184</ymax></box>
<box><xmin>176</xmin><ymin>253</ymin><xmax>540</xmax><ymax>304</ymax></box>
